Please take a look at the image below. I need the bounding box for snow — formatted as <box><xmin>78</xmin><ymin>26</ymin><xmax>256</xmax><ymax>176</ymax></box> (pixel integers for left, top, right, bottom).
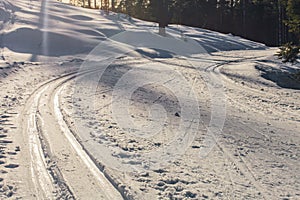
<box><xmin>0</xmin><ymin>0</ymin><xmax>266</xmax><ymax>62</ymax></box>
<box><xmin>0</xmin><ymin>0</ymin><xmax>299</xmax><ymax>199</ymax></box>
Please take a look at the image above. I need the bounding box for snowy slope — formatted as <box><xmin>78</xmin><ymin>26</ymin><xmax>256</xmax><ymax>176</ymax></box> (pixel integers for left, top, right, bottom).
<box><xmin>0</xmin><ymin>0</ymin><xmax>266</xmax><ymax>62</ymax></box>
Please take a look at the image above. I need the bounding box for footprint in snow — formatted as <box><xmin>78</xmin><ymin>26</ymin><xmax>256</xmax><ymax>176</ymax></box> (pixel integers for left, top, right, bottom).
<box><xmin>4</xmin><ymin>164</ymin><xmax>19</xmax><ymax>168</ymax></box>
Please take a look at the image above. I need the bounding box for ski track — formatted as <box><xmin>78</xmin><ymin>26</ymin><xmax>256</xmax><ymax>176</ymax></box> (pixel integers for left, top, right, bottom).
<box><xmin>19</xmin><ymin>67</ymin><xmax>124</xmax><ymax>199</ymax></box>
<box><xmin>206</xmin><ymin>55</ymin><xmax>299</xmax><ymax>199</ymax></box>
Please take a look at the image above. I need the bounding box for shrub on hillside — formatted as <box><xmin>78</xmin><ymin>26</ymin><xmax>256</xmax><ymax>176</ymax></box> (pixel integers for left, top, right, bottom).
<box><xmin>276</xmin><ymin>43</ymin><xmax>300</xmax><ymax>63</ymax></box>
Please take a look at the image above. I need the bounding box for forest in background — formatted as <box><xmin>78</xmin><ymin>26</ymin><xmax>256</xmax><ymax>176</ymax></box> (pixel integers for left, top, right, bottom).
<box><xmin>66</xmin><ymin>0</ymin><xmax>300</xmax><ymax>46</ymax></box>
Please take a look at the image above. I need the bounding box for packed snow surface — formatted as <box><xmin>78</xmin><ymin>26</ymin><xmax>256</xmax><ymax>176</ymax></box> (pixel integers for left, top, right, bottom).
<box><xmin>0</xmin><ymin>0</ymin><xmax>299</xmax><ymax>199</ymax></box>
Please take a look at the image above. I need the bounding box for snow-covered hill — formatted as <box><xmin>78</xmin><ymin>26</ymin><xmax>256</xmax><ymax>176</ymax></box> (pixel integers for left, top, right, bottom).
<box><xmin>0</xmin><ymin>0</ymin><xmax>266</xmax><ymax>62</ymax></box>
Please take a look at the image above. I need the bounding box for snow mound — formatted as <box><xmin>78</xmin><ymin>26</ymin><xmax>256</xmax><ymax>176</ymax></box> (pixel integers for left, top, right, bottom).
<box><xmin>110</xmin><ymin>30</ymin><xmax>207</xmax><ymax>57</ymax></box>
<box><xmin>2</xmin><ymin>27</ymin><xmax>96</xmax><ymax>56</ymax></box>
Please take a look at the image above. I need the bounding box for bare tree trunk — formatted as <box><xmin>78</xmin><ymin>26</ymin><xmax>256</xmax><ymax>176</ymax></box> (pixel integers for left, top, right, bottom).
<box><xmin>101</xmin><ymin>0</ymin><xmax>109</xmax><ymax>14</ymax></box>
<box><xmin>157</xmin><ymin>0</ymin><xmax>170</xmax><ymax>36</ymax></box>
<box><xmin>242</xmin><ymin>0</ymin><xmax>246</xmax><ymax>36</ymax></box>
<box><xmin>278</xmin><ymin>0</ymin><xmax>282</xmax><ymax>45</ymax></box>
<box><xmin>159</xmin><ymin>27</ymin><xmax>166</xmax><ymax>36</ymax></box>
<box><xmin>111</xmin><ymin>0</ymin><xmax>115</xmax><ymax>11</ymax></box>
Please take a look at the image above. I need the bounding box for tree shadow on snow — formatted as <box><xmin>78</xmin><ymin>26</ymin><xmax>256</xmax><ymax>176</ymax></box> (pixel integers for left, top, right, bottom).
<box><xmin>0</xmin><ymin>27</ymin><xmax>95</xmax><ymax>57</ymax></box>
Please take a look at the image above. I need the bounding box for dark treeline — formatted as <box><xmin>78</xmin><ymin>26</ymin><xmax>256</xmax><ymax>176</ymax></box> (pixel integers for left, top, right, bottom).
<box><xmin>112</xmin><ymin>0</ymin><xmax>300</xmax><ymax>46</ymax></box>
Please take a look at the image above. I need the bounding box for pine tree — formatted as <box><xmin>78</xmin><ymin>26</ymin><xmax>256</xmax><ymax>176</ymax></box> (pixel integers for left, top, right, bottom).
<box><xmin>286</xmin><ymin>0</ymin><xmax>300</xmax><ymax>43</ymax></box>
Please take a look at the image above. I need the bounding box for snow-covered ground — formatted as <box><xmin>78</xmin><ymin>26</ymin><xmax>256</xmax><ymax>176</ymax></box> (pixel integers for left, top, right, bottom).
<box><xmin>0</xmin><ymin>0</ymin><xmax>299</xmax><ymax>199</ymax></box>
